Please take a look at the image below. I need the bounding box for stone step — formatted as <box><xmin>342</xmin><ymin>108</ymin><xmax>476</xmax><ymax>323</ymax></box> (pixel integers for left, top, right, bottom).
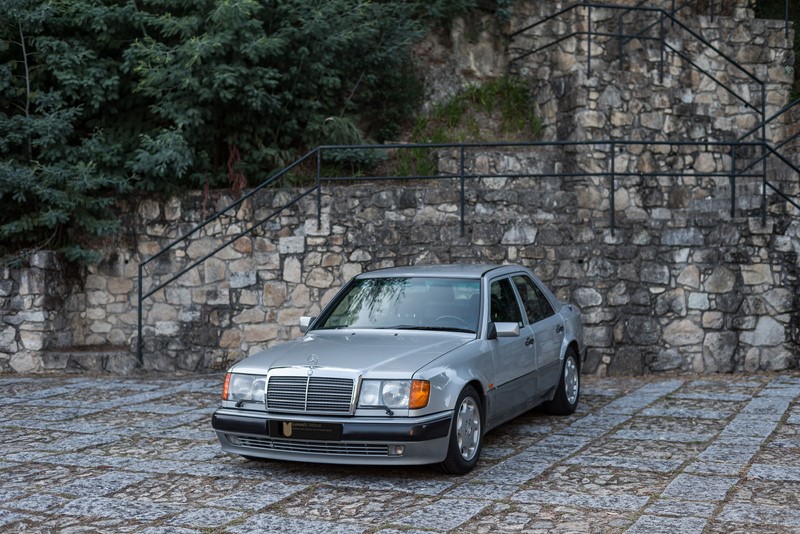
<box><xmin>42</xmin><ymin>347</ymin><xmax>138</xmax><ymax>374</ymax></box>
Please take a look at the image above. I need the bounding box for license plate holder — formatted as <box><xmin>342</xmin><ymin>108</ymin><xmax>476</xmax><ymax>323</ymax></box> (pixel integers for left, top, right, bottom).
<box><xmin>270</xmin><ymin>420</ymin><xmax>342</xmax><ymax>441</ymax></box>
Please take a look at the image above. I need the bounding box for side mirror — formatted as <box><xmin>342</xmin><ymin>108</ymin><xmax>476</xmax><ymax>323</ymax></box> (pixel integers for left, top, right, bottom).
<box><xmin>299</xmin><ymin>316</ymin><xmax>316</xmax><ymax>333</ymax></box>
<box><xmin>487</xmin><ymin>322</ymin><xmax>520</xmax><ymax>339</ymax></box>
<box><xmin>494</xmin><ymin>322</ymin><xmax>520</xmax><ymax>338</ymax></box>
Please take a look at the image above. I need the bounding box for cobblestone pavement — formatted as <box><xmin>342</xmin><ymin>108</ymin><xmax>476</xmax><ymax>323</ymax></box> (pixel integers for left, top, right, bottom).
<box><xmin>1</xmin><ymin>373</ymin><xmax>799</xmax><ymax>533</ymax></box>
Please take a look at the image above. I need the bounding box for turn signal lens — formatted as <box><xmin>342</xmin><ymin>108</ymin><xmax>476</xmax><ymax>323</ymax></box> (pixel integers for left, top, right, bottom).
<box><xmin>222</xmin><ymin>372</ymin><xmax>231</xmax><ymax>400</ymax></box>
<box><xmin>409</xmin><ymin>380</ymin><xmax>430</xmax><ymax>410</ymax></box>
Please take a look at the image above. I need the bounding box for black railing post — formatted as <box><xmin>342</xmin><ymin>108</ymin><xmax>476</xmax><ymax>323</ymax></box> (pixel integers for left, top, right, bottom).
<box><xmin>137</xmin><ymin>263</ymin><xmax>143</xmax><ymax>366</ymax></box>
<box><xmin>316</xmin><ymin>148</ymin><xmax>322</xmax><ymax>229</ymax></box>
<box><xmin>761</xmin><ymin>83</ymin><xmax>767</xmax><ymax>226</ymax></box>
<box><xmin>730</xmin><ymin>144</ymin><xmax>737</xmax><ymax>218</ymax></box>
<box><xmin>785</xmin><ymin>0</ymin><xmax>789</xmax><ymax>38</ymax></box>
<box><xmin>611</xmin><ymin>142</ymin><xmax>616</xmax><ymax>236</ymax></box>
<box><xmin>460</xmin><ymin>145</ymin><xmax>466</xmax><ymax>236</ymax></box>
<box><xmin>659</xmin><ymin>13</ymin><xmax>665</xmax><ymax>83</ymax></box>
<box><xmin>587</xmin><ymin>6</ymin><xmax>593</xmax><ymax>77</ymax></box>
<box><xmin>619</xmin><ymin>12</ymin><xmax>625</xmax><ymax>71</ymax></box>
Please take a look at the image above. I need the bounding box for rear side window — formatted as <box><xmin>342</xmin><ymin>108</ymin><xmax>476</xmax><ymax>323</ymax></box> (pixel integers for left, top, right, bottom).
<box><xmin>490</xmin><ymin>279</ymin><xmax>523</xmax><ymax>325</ymax></box>
<box><xmin>513</xmin><ymin>275</ymin><xmax>555</xmax><ymax>324</ymax></box>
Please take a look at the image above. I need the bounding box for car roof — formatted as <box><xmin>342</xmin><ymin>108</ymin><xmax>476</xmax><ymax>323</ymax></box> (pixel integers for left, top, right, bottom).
<box><xmin>356</xmin><ymin>263</ymin><xmax>525</xmax><ymax>280</ymax></box>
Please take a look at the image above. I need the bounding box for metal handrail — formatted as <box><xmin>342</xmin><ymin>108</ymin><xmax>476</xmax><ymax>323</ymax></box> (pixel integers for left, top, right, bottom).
<box><xmin>136</xmin><ymin>147</ymin><xmax>321</xmax><ymax>363</ymax></box>
<box><xmin>662</xmin><ymin>42</ymin><xmax>760</xmax><ymax>113</ymax></box>
<box><xmin>139</xmin><ymin>148</ymin><xmax>320</xmax><ymax>271</ymax></box>
<box><xmin>317</xmin><ymin>139</ymin><xmax>758</xmax><ymax>151</ymax></box>
<box><xmin>763</xmin><ymin>144</ymin><xmax>800</xmax><ymax>210</ymax></box>
<box><xmin>622</xmin><ymin>0</ymin><xmax>694</xmax><ymax>46</ymax></box>
<box><xmin>766</xmin><ymin>180</ymin><xmax>800</xmax><ymax>212</ymax></box>
<box><xmin>733</xmin><ymin>124</ymin><xmax>800</xmax><ymax>181</ymax></box>
<box><xmin>738</xmin><ymin>96</ymin><xmax>800</xmax><ymax>142</ymax></box>
<box><xmin>511</xmin><ymin>2</ymin><xmax>763</xmax><ymax>85</ymax></box>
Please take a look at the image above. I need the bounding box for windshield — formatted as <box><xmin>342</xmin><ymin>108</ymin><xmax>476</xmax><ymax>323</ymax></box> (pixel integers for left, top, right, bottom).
<box><xmin>316</xmin><ymin>277</ymin><xmax>481</xmax><ymax>333</ymax></box>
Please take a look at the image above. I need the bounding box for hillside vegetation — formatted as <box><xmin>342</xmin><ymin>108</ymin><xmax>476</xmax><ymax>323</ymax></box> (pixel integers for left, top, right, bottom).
<box><xmin>0</xmin><ymin>0</ymin><xmax>513</xmax><ymax>263</ymax></box>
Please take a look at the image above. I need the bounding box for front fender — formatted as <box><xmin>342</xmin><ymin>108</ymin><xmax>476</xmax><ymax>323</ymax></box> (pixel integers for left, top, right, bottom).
<box><xmin>411</xmin><ymin>340</ymin><xmax>493</xmax><ymax>416</ymax></box>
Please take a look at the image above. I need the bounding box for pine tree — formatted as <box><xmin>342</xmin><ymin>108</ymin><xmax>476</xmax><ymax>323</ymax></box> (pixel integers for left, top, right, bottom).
<box><xmin>0</xmin><ymin>0</ymin><xmax>129</xmax><ymax>263</ymax></box>
<box><xmin>0</xmin><ymin>0</ymin><xmax>504</xmax><ymax>262</ymax></box>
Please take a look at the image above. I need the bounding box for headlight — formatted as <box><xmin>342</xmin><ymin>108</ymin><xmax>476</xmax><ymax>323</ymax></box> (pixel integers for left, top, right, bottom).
<box><xmin>358</xmin><ymin>379</ymin><xmax>430</xmax><ymax>409</ymax></box>
<box><xmin>223</xmin><ymin>372</ymin><xmax>266</xmax><ymax>404</ymax></box>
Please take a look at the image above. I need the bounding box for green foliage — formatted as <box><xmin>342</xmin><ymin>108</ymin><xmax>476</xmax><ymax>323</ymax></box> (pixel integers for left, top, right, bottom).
<box><xmin>0</xmin><ymin>0</ymin><xmax>518</xmax><ymax>262</ymax></box>
<box><xmin>128</xmin><ymin>128</ymin><xmax>194</xmax><ymax>192</ymax></box>
<box><xmin>385</xmin><ymin>76</ymin><xmax>542</xmax><ymax>178</ymax></box>
<box><xmin>125</xmin><ymin>0</ymin><xmax>427</xmax><ymax>181</ymax></box>
<box><xmin>318</xmin><ymin>116</ymin><xmax>385</xmax><ymax>172</ymax></box>
<box><xmin>394</xmin><ymin>146</ymin><xmax>439</xmax><ymax>178</ymax></box>
<box><xmin>415</xmin><ymin>76</ymin><xmax>542</xmax><ymax>142</ymax></box>
<box><xmin>0</xmin><ymin>0</ymin><xmax>129</xmax><ymax>261</ymax></box>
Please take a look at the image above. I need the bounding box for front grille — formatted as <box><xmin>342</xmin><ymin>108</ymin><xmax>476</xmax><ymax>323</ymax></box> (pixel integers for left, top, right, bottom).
<box><xmin>266</xmin><ymin>375</ymin><xmax>354</xmax><ymax>414</ymax></box>
<box><xmin>229</xmin><ymin>434</ymin><xmax>389</xmax><ymax>457</ymax></box>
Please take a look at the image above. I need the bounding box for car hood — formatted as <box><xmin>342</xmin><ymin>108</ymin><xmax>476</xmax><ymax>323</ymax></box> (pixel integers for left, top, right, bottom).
<box><xmin>231</xmin><ymin>329</ymin><xmax>474</xmax><ymax>378</ymax></box>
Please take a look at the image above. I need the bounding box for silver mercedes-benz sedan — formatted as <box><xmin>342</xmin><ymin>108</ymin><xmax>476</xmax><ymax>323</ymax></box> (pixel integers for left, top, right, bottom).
<box><xmin>212</xmin><ymin>264</ymin><xmax>584</xmax><ymax>474</ymax></box>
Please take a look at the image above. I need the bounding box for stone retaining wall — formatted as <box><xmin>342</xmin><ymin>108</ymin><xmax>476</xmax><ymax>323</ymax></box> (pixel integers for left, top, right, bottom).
<box><xmin>1</xmin><ymin>170</ymin><xmax>797</xmax><ymax>374</ymax></box>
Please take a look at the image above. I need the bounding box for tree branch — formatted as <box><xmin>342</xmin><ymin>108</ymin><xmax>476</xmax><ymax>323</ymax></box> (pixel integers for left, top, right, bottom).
<box><xmin>18</xmin><ymin>20</ymin><xmax>32</xmax><ymax>161</ymax></box>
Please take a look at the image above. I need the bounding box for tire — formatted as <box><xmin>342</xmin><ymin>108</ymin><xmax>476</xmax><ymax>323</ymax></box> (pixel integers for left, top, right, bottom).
<box><xmin>439</xmin><ymin>385</ymin><xmax>483</xmax><ymax>475</ymax></box>
<box><xmin>544</xmin><ymin>347</ymin><xmax>580</xmax><ymax>415</ymax></box>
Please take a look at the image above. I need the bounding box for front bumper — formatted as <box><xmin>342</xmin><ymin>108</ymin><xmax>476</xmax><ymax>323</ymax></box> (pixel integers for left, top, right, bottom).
<box><xmin>212</xmin><ymin>408</ymin><xmax>453</xmax><ymax>466</ymax></box>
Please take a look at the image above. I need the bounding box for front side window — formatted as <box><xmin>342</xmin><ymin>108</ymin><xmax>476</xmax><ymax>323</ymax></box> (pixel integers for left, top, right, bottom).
<box><xmin>490</xmin><ymin>278</ymin><xmax>523</xmax><ymax>325</ymax></box>
<box><xmin>513</xmin><ymin>275</ymin><xmax>555</xmax><ymax>324</ymax></box>
<box><xmin>316</xmin><ymin>277</ymin><xmax>481</xmax><ymax>333</ymax></box>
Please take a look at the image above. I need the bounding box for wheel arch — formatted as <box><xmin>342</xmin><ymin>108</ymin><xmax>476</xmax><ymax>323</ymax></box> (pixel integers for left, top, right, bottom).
<box><xmin>461</xmin><ymin>378</ymin><xmax>489</xmax><ymax>434</ymax></box>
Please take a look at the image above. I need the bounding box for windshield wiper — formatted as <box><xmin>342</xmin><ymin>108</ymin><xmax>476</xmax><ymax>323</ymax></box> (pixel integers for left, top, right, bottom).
<box><xmin>378</xmin><ymin>325</ymin><xmax>475</xmax><ymax>334</ymax></box>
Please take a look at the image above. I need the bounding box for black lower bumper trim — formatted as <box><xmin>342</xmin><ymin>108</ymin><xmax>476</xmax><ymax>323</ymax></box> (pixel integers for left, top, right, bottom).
<box><xmin>212</xmin><ymin>412</ymin><xmax>451</xmax><ymax>442</ymax></box>
<box><xmin>343</xmin><ymin>418</ymin><xmax>450</xmax><ymax>442</ymax></box>
<box><xmin>212</xmin><ymin>413</ymin><xmax>266</xmax><ymax>435</ymax></box>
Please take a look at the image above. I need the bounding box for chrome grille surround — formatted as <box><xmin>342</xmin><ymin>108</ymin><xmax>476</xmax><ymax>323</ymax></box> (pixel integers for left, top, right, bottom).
<box><xmin>228</xmin><ymin>434</ymin><xmax>390</xmax><ymax>457</ymax></box>
<box><xmin>265</xmin><ymin>368</ymin><xmax>357</xmax><ymax>415</ymax></box>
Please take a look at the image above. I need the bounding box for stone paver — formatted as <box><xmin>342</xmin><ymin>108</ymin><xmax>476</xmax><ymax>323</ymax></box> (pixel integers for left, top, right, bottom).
<box><xmin>0</xmin><ymin>373</ymin><xmax>797</xmax><ymax>532</ymax></box>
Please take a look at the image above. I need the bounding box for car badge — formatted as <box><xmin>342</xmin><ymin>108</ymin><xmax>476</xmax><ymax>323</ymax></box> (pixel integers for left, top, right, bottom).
<box><xmin>307</xmin><ymin>354</ymin><xmax>319</xmax><ymax>368</ymax></box>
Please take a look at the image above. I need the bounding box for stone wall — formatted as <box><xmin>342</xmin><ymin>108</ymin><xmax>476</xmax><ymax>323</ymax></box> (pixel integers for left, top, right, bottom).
<box><xmin>512</xmin><ymin>2</ymin><xmax>793</xmax><ymax>144</ymax></box>
<box><xmin>1</xmin><ymin>168</ymin><xmax>797</xmax><ymax>375</ymax></box>
<box><xmin>0</xmin><ymin>253</ymin><xmax>89</xmax><ymax>372</ymax></box>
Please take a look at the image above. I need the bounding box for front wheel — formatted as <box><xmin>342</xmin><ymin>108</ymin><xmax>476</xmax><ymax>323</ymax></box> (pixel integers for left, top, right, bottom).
<box><xmin>543</xmin><ymin>347</ymin><xmax>580</xmax><ymax>415</ymax></box>
<box><xmin>439</xmin><ymin>385</ymin><xmax>483</xmax><ymax>475</ymax></box>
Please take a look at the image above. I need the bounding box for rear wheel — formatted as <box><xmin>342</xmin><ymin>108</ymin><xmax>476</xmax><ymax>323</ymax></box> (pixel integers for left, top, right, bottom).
<box><xmin>439</xmin><ymin>385</ymin><xmax>483</xmax><ymax>475</ymax></box>
<box><xmin>544</xmin><ymin>347</ymin><xmax>580</xmax><ymax>415</ymax></box>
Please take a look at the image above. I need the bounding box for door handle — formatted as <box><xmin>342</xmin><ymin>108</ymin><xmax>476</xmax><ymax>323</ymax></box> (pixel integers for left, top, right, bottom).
<box><xmin>556</xmin><ymin>325</ymin><xmax>564</xmax><ymax>334</ymax></box>
<box><xmin>525</xmin><ymin>337</ymin><xmax>535</xmax><ymax>347</ymax></box>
